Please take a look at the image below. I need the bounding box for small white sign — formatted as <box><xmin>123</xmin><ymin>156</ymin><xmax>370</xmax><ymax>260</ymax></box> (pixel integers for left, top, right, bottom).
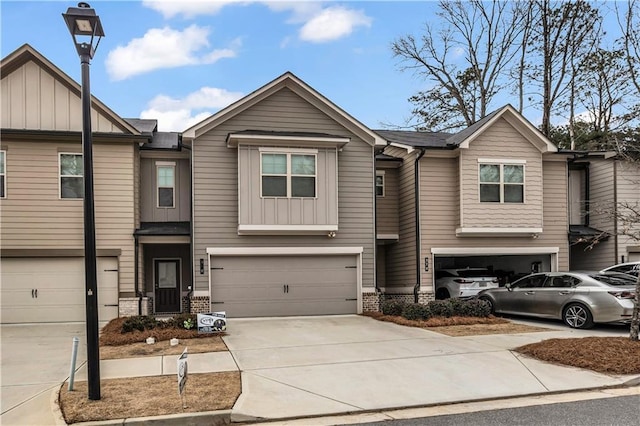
<box><xmin>177</xmin><ymin>348</ymin><xmax>188</xmax><ymax>395</ymax></box>
<box><xmin>197</xmin><ymin>312</ymin><xmax>227</xmax><ymax>333</ymax></box>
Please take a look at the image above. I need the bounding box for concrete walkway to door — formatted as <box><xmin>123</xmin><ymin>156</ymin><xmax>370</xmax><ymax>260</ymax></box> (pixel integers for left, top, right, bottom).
<box><xmin>224</xmin><ymin>315</ymin><xmax>639</xmax><ymax>422</ymax></box>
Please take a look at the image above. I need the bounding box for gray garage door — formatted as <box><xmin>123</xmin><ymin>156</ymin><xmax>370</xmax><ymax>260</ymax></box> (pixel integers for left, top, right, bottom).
<box><xmin>1</xmin><ymin>257</ymin><xmax>119</xmax><ymax>324</ymax></box>
<box><xmin>210</xmin><ymin>255</ymin><xmax>358</xmax><ymax>317</ymax></box>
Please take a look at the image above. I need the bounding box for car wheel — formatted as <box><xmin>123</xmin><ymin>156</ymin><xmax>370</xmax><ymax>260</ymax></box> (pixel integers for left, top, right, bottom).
<box><xmin>562</xmin><ymin>303</ymin><xmax>594</xmax><ymax>329</ymax></box>
<box><xmin>435</xmin><ymin>288</ymin><xmax>450</xmax><ymax>300</ymax></box>
<box><xmin>479</xmin><ymin>296</ymin><xmax>495</xmax><ymax>314</ymax></box>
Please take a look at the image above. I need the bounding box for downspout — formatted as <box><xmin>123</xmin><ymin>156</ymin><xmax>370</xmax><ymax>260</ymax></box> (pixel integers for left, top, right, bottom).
<box><xmin>613</xmin><ymin>161</ymin><xmax>619</xmax><ymax>263</ymax></box>
<box><xmin>373</xmin><ymin>148</ymin><xmax>379</xmax><ymax>293</ymax></box>
<box><xmin>134</xmin><ymin>235</ymin><xmax>141</xmax><ymax>315</ymax></box>
<box><xmin>584</xmin><ymin>163</ymin><xmax>590</xmax><ymax>226</ymax></box>
<box><xmin>414</xmin><ymin>148</ymin><xmax>426</xmax><ymax>303</ymax></box>
<box><xmin>179</xmin><ymin>136</ymin><xmax>194</xmax><ymax>313</ymax></box>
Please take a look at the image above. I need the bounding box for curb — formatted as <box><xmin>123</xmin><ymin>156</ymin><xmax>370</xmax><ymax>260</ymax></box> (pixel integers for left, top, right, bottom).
<box><xmin>64</xmin><ymin>410</ymin><xmax>232</xmax><ymax>426</ymax></box>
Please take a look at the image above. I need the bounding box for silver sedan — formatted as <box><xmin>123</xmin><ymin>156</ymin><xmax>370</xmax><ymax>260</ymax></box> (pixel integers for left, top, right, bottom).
<box><xmin>477</xmin><ymin>272</ymin><xmax>637</xmax><ymax>329</ymax></box>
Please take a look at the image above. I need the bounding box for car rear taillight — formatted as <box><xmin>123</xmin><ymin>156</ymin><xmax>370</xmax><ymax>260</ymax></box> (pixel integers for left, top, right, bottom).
<box><xmin>492</xmin><ymin>278</ymin><xmax>499</xmax><ymax>283</ymax></box>
<box><xmin>454</xmin><ymin>279</ymin><xmax>474</xmax><ymax>284</ymax></box>
<box><xmin>608</xmin><ymin>291</ymin><xmax>636</xmax><ymax>299</ymax></box>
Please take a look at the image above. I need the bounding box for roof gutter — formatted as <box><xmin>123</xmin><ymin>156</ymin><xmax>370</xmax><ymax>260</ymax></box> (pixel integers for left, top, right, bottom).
<box><xmin>414</xmin><ymin>148</ymin><xmax>426</xmax><ymax>303</ymax></box>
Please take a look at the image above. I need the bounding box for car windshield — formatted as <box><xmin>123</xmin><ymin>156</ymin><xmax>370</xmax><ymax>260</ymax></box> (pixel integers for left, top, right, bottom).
<box><xmin>457</xmin><ymin>270</ymin><xmax>495</xmax><ymax>278</ymax></box>
<box><xmin>589</xmin><ymin>273</ymin><xmax>637</xmax><ymax>286</ymax></box>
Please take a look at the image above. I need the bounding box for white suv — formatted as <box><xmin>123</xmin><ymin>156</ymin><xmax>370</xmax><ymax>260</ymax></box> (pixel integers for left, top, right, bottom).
<box><xmin>601</xmin><ymin>262</ymin><xmax>640</xmax><ymax>278</ymax></box>
<box><xmin>435</xmin><ymin>268</ymin><xmax>499</xmax><ymax>299</ymax></box>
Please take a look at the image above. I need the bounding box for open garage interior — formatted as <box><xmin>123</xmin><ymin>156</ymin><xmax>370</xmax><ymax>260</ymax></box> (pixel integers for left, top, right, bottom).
<box><xmin>0</xmin><ymin>257</ymin><xmax>119</xmax><ymax>324</ymax></box>
<box><xmin>208</xmin><ymin>250</ymin><xmax>361</xmax><ymax>318</ymax></box>
<box><xmin>433</xmin><ymin>252</ymin><xmax>554</xmax><ymax>286</ymax></box>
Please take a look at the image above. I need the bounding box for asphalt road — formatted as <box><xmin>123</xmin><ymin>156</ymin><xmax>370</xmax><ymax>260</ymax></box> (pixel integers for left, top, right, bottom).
<box><xmin>357</xmin><ymin>395</ymin><xmax>640</xmax><ymax>426</ymax></box>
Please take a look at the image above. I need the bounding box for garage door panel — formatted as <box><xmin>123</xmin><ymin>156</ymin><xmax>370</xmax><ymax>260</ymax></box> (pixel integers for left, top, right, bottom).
<box><xmin>211</xmin><ymin>254</ymin><xmax>358</xmax><ymax>318</ymax></box>
<box><xmin>1</xmin><ymin>257</ymin><xmax>119</xmax><ymax>324</ymax></box>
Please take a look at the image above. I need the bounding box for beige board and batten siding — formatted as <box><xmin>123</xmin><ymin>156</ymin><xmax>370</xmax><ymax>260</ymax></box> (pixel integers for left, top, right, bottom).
<box><xmin>419</xmin><ymin>156</ymin><xmax>569</xmax><ymax>291</ymax></box>
<box><xmin>380</xmin><ymin>146</ymin><xmax>417</xmax><ymax>291</ymax></box>
<box><xmin>1</xmin><ymin>59</ymin><xmax>124</xmax><ymax>133</ymax></box>
<box><xmin>238</xmin><ymin>145</ymin><xmax>338</xmax><ymax>227</ymax></box>
<box><xmin>376</xmin><ymin>167</ymin><xmax>400</xmax><ymax>236</ymax></box>
<box><xmin>140</xmin><ymin>157</ymin><xmax>191</xmax><ymax>222</ymax></box>
<box><xmin>0</xmin><ymin>140</ymin><xmax>136</xmax><ymax>294</ymax></box>
<box><xmin>458</xmin><ymin>117</ymin><xmax>543</xmax><ymax>230</ymax></box>
<box><xmin>192</xmin><ymin>87</ymin><xmax>375</xmax><ymax>293</ymax></box>
<box><xmin>586</xmin><ymin>159</ymin><xmax>617</xmax><ymax>268</ymax></box>
<box><xmin>616</xmin><ymin>160</ymin><xmax>640</xmax><ymax>263</ymax></box>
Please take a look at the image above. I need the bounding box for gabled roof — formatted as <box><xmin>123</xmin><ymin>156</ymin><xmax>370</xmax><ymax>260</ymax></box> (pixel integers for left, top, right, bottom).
<box><xmin>1</xmin><ymin>44</ymin><xmax>140</xmax><ymax>135</ymax></box>
<box><xmin>182</xmin><ymin>71</ymin><xmax>386</xmax><ymax>146</ymax></box>
<box><xmin>448</xmin><ymin>104</ymin><xmax>557</xmax><ymax>153</ymax></box>
<box><xmin>375</xmin><ymin>105</ymin><xmax>558</xmax><ymax>154</ymax></box>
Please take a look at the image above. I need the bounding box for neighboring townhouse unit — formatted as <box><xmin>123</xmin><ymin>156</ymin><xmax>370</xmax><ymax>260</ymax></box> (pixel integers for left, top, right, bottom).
<box><xmin>130</xmin><ymin>119</ymin><xmax>192</xmax><ymax>316</ymax></box>
<box><xmin>375</xmin><ymin>105</ymin><xmax>571</xmax><ymax>302</ymax></box>
<box><xmin>182</xmin><ymin>72</ymin><xmax>386</xmax><ymax>317</ymax></box>
<box><xmin>568</xmin><ymin>152</ymin><xmax>640</xmax><ymax>270</ymax></box>
<box><xmin>0</xmin><ymin>45</ymin><xmax>147</xmax><ymax>323</ymax></box>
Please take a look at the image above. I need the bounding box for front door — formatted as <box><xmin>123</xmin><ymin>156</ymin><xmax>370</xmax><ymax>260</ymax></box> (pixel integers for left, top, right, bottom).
<box><xmin>155</xmin><ymin>259</ymin><xmax>180</xmax><ymax>313</ymax></box>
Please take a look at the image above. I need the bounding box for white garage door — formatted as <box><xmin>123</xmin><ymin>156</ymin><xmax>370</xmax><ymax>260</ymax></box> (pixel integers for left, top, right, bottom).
<box><xmin>629</xmin><ymin>252</ymin><xmax>640</xmax><ymax>262</ymax></box>
<box><xmin>1</xmin><ymin>257</ymin><xmax>119</xmax><ymax>324</ymax></box>
<box><xmin>210</xmin><ymin>255</ymin><xmax>358</xmax><ymax>317</ymax></box>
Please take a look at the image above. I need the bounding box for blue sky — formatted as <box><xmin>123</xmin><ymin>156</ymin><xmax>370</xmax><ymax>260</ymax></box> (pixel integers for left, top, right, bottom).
<box><xmin>0</xmin><ymin>1</ymin><xmax>630</xmax><ymax>132</ymax></box>
<box><xmin>2</xmin><ymin>0</ymin><xmax>443</xmax><ymax>132</ymax></box>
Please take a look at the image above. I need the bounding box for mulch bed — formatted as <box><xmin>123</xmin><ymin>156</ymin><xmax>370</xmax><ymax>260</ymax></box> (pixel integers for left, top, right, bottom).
<box><xmin>363</xmin><ymin>311</ymin><xmax>509</xmax><ymax>327</ymax></box>
<box><xmin>515</xmin><ymin>337</ymin><xmax>640</xmax><ymax>375</ymax></box>
<box><xmin>100</xmin><ymin>317</ymin><xmax>226</xmax><ymax>346</ymax></box>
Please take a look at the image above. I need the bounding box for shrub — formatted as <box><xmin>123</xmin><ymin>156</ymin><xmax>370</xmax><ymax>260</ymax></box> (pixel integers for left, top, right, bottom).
<box><xmin>401</xmin><ymin>303</ymin><xmax>431</xmax><ymax>321</ymax></box>
<box><xmin>427</xmin><ymin>300</ymin><xmax>454</xmax><ymax>317</ymax></box>
<box><xmin>381</xmin><ymin>300</ymin><xmax>407</xmax><ymax>316</ymax></box>
<box><xmin>166</xmin><ymin>313</ymin><xmax>198</xmax><ymax>330</ymax></box>
<box><xmin>464</xmin><ymin>299</ymin><xmax>491</xmax><ymax>317</ymax></box>
<box><xmin>121</xmin><ymin>315</ymin><xmax>160</xmax><ymax>333</ymax></box>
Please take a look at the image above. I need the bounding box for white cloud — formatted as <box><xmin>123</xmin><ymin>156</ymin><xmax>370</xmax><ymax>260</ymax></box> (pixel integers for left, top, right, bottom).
<box><xmin>142</xmin><ymin>0</ymin><xmax>248</xmax><ymax>19</ymax></box>
<box><xmin>105</xmin><ymin>26</ymin><xmax>240</xmax><ymax>81</ymax></box>
<box><xmin>299</xmin><ymin>6</ymin><xmax>372</xmax><ymax>43</ymax></box>
<box><xmin>141</xmin><ymin>86</ymin><xmax>245</xmax><ymax>132</ymax></box>
<box><xmin>143</xmin><ymin>1</ymin><xmax>372</xmax><ymax>44</ymax></box>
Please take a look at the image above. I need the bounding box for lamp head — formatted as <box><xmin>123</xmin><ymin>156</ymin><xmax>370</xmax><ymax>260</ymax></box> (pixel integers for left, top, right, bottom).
<box><xmin>62</xmin><ymin>2</ymin><xmax>105</xmax><ymax>59</ymax></box>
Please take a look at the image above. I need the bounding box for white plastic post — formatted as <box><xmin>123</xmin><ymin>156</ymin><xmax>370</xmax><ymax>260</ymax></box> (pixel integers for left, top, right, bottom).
<box><xmin>68</xmin><ymin>337</ymin><xmax>80</xmax><ymax>391</ymax></box>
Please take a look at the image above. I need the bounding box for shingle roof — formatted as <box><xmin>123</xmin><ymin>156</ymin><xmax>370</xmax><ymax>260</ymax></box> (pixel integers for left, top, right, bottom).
<box><xmin>124</xmin><ymin>118</ymin><xmax>157</xmax><ymax>135</ymax></box>
<box><xmin>140</xmin><ymin>132</ymin><xmax>182</xmax><ymax>150</ymax></box>
<box><xmin>374</xmin><ymin>130</ymin><xmax>454</xmax><ymax>149</ymax></box>
<box><xmin>444</xmin><ymin>106</ymin><xmax>507</xmax><ymax>147</ymax></box>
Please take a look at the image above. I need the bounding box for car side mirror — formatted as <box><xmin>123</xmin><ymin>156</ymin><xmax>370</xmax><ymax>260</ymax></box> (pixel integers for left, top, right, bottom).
<box><xmin>505</xmin><ymin>283</ymin><xmax>512</xmax><ymax>291</ymax></box>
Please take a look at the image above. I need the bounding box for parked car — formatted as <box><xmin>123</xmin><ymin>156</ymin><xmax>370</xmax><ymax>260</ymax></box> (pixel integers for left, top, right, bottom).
<box><xmin>435</xmin><ymin>268</ymin><xmax>499</xmax><ymax>299</ymax></box>
<box><xmin>477</xmin><ymin>271</ymin><xmax>637</xmax><ymax>329</ymax></box>
<box><xmin>601</xmin><ymin>261</ymin><xmax>640</xmax><ymax>278</ymax></box>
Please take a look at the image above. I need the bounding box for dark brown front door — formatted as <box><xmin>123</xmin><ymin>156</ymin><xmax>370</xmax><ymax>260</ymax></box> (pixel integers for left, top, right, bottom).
<box><xmin>155</xmin><ymin>259</ymin><xmax>180</xmax><ymax>313</ymax></box>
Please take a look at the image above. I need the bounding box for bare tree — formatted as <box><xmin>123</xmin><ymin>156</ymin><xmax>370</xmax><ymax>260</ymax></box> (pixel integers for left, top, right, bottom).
<box><xmin>526</xmin><ymin>0</ymin><xmax>603</xmax><ymax>138</ymax></box>
<box><xmin>618</xmin><ymin>0</ymin><xmax>640</xmax><ymax>96</ymax></box>
<box><xmin>391</xmin><ymin>0</ymin><xmax>527</xmax><ymax>131</ymax></box>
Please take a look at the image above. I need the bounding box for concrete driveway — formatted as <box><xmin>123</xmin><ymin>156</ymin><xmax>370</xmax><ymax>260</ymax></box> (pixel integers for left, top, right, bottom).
<box><xmin>1</xmin><ymin>323</ymin><xmax>88</xmax><ymax>425</ymax></box>
<box><xmin>223</xmin><ymin>315</ymin><xmax>635</xmax><ymax>422</ymax></box>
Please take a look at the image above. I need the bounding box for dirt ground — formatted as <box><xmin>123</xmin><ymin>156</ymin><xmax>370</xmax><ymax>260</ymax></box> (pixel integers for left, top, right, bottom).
<box><xmin>59</xmin><ymin>314</ymin><xmax>640</xmax><ymax>423</ymax></box>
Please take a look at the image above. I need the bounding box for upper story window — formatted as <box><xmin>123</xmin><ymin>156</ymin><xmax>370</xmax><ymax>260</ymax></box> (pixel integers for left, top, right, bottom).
<box><xmin>0</xmin><ymin>150</ymin><xmax>5</xmax><ymax>199</ymax></box>
<box><xmin>60</xmin><ymin>153</ymin><xmax>83</xmax><ymax>199</ymax></box>
<box><xmin>479</xmin><ymin>161</ymin><xmax>525</xmax><ymax>203</ymax></box>
<box><xmin>157</xmin><ymin>162</ymin><xmax>175</xmax><ymax>208</ymax></box>
<box><xmin>376</xmin><ymin>171</ymin><xmax>385</xmax><ymax>197</ymax></box>
<box><xmin>261</xmin><ymin>151</ymin><xmax>316</xmax><ymax>198</ymax></box>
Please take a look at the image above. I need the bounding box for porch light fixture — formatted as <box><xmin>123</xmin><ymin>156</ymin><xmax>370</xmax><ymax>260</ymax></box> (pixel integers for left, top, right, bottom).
<box><xmin>62</xmin><ymin>2</ymin><xmax>105</xmax><ymax>401</ymax></box>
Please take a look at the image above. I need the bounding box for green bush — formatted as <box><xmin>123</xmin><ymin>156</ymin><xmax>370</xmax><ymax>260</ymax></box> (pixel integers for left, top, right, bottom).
<box><xmin>381</xmin><ymin>300</ymin><xmax>407</xmax><ymax>316</ymax></box>
<box><xmin>426</xmin><ymin>300</ymin><xmax>454</xmax><ymax>317</ymax></box>
<box><xmin>167</xmin><ymin>313</ymin><xmax>198</xmax><ymax>330</ymax></box>
<box><xmin>121</xmin><ymin>315</ymin><xmax>160</xmax><ymax>333</ymax></box>
<box><xmin>464</xmin><ymin>299</ymin><xmax>491</xmax><ymax>317</ymax></box>
<box><xmin>401</xmin><ymin>303</ymin><xmax>431</xmax><ymax>321</ymax></box>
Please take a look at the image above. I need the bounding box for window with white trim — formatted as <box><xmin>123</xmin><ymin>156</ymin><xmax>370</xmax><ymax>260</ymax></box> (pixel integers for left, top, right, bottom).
<box><xmin>0</xmin><ymin>150</ymin><xmax>5</xmax><ymax>198</ymax></box>
<box><xmin>261</xmin><ymin>152</ymin><xmax>316</xmax><ymax>198</ymax></box>
<box><xmin>60</xmin><ymin>153</ymin><xmax>83</xmax><ymax>199</ymax></box>
<box><xmin>156</xmin><ymin>162</ymin><xmax>175</xmax><ymax>208</ymax></box>
<box><xmin>375</xmin><ymin>171</ymin><xmax>385</xmax><ymax>197</ymax></box>
<box><xmin>479</xmin><ymin>163</ymin><xmax>524</xmax><ymax>203</ymax></box>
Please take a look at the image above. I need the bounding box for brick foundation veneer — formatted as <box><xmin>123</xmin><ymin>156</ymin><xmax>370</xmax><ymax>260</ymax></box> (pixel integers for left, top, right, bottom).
<box><xmin>118</xmin><ymin>297</ymin><xmax>152</xmax><ymax>317</ymax></box>
<box><xmin>362</xmin><ymin>291</ymin><xmax>381</xmax><ymax>312</ymax></box>
<box><xmin>189</xmin><ymin>296</ymin><xmax>210</xmax><ymax>313</ymax></box>
<box><xmin>381</xmin><ymin>291</ymin><xmax>434</xmax><ymax>305</ymax></box>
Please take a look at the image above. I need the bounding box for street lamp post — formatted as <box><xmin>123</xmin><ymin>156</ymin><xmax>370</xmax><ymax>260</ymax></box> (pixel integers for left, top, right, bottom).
<box><xmin>62</xmin><ymin>2</ymin><xmax>105</xmax><ymax>401</ymax></box>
